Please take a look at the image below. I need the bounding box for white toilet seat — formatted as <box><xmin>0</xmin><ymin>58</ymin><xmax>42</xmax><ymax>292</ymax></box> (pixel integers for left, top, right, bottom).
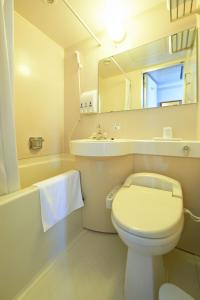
<box><xmin>159</xmin><ymin>283</ymin><xmax>194</xmax><ymax>300</ymax></box>
<box><xmin>112</xmin><ymin>185</ymin><xmax>183</xmax><ymax>239</ymax></box>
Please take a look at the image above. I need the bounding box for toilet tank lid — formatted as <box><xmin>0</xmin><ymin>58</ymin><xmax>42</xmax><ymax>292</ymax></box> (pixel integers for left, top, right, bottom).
<box><xmin>159</xmin><ymin>283</ymin><xmax>194</xmax><ymax>300</ymax></box>
<box><xmin>112</xmin><ymin>185</ymin><xmax>183</xmax><ymax>238</ymax></box>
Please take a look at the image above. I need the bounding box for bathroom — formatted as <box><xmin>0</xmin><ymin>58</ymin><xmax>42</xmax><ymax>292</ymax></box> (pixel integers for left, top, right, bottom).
<box><xmin>0</xmin><ymin>0</ymin><xmax>200</xmax><ymax>299</ymax></box>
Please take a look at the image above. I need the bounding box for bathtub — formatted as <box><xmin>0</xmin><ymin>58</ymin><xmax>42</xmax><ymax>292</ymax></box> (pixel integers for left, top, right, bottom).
<box><xmin>0</xmin><ymin>154</ymin><xmax>83</xmax><ymax>300</ymax></box>
<box><xmin>18</xmin><ymin>154</ymin><xmax>77</xmax><ymax>188</ymax></box>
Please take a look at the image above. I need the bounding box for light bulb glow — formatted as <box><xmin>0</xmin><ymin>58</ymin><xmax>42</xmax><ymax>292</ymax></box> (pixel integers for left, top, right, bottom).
<box><xmin>104</xmin><ymin>0</ymin><xmax>127</xmax><ymax>43</ymax></box>
<box><xmin>107</xmin><ymin>23</ymin><xmax>126</xmax><ymax>43</ymax></box>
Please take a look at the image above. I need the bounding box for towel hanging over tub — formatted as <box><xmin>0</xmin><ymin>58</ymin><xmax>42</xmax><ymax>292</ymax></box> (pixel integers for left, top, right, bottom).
<box><xmin>33</xmin><ymin>170</ymin><xmax>84</xmax><ymax>232</ymax></box>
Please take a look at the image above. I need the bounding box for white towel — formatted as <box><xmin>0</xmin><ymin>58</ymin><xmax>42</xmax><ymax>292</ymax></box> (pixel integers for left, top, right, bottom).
<box><xmin>33</xmin><ymin>170</ymin><xmax>84</xmax><ymax>232</ymax></box>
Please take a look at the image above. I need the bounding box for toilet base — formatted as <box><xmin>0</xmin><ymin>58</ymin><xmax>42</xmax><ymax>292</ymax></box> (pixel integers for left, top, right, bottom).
<box><xmin>125</xmin><ymin>248</ymin><xmax>165</xmax><ymax>300</ymax></box>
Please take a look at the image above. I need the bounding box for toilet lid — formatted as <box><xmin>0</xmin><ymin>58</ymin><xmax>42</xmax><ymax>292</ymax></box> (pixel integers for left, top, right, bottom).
<box><xmin>159</xmin><ymin>283</ymin><xmax>194</xmax><ymax>300</ymax></box>
<box><xmin>112</xmin><ymin>185</ymin><xmax>183</xmax><ymax>238</ymax></box>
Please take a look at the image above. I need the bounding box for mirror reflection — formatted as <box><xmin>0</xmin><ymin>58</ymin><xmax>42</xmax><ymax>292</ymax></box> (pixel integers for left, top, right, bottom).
<box><xmin>98</xmin><ymin>28</ymin><xmax>198</xmax><ymax>113</ymax></box>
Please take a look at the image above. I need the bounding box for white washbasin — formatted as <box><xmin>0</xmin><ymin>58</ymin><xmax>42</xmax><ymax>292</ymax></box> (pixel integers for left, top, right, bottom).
<box><xmin>70</xmin><ymin>138</ymin><xmax>200</xmax><ymax>158</ymax></box>
<box><xmin>70</xmin><ymin>139</ymin><xmax>133</xmax><ymax>157</ymax></box>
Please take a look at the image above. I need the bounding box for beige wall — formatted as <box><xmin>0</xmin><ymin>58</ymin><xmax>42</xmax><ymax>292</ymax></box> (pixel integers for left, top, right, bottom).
<box><xmin>64</xmin><ymin>4</ymin><xmax>200</xmax><ymax>255</ymax></box>
<box><xmin>14</xmin><ymin>13</ymin><xmax>64</xmax><ymax>159</ymax></box>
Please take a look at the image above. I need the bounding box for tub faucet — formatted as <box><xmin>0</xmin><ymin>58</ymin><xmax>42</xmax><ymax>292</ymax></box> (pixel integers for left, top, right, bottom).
<box><xmin>90</xmin><ymin>124</ymin><xmax>108</xmax><ymax>140</ymax></box>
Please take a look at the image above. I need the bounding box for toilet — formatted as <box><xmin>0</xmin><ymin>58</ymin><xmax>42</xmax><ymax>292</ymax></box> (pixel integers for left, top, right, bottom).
<box><xmin>159</xmin><ymin>283</ymin><xmax>194</xmax><ymax>300</ymax></box>
<box><xmin>111</xmin><ymin>173</ymin><xmax>184</xmax><ymax>300</ymax></box>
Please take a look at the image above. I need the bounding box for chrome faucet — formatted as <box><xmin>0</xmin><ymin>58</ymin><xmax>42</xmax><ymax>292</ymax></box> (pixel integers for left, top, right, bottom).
<box><xmin>90</xmin><ymin>124</ymin><xmax>108</xmax><ymax>140</ymax></box>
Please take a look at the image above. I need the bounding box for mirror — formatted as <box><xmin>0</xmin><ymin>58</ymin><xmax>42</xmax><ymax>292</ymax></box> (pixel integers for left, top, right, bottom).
<box><xmin>98</xmin><ymin>28</ymin><xmax>198</xmax><ymax>113</ymax></box>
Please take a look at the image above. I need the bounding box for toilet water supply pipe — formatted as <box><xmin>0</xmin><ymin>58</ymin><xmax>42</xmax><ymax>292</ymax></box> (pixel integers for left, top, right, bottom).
<box><xmin>184</xmin><ymin>209</ymin><xmax>200</xmax><ymax>222</ymax></box>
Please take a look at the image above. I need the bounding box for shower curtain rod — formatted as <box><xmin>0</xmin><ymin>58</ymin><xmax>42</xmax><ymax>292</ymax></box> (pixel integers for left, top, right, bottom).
<box><xmin>61</xmin><ymin>0</ymin><xmax>102</xmax><ymax>46</ymax></box>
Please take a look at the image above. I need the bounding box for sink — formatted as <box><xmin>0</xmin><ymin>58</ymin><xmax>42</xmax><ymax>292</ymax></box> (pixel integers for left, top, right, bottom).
<box><xmin>70</xmin><ymin>138</ymin><xmax>200</xmax><ymax>158</ymax></box>
<box><xmin>70</xmin><ymin>139</ymin><xmax>133</xmax><ymax>157</ymax></box>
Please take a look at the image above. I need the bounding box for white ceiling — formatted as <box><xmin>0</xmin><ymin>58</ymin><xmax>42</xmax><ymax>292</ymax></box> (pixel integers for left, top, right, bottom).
<box><xmin>14</xmin><ymin>0</ymin><xmax>164</xmax><ymax>48</ymax></box>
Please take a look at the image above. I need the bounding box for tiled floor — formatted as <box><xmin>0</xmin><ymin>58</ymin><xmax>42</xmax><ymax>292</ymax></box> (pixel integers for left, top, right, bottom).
<box><xmin>18</xmin><ymin>230</ymin><xmax>200</xmax><ymax>300</ymax></box>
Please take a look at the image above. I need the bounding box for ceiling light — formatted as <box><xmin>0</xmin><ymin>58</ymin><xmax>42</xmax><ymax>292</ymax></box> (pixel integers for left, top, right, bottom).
<box><xmin>107</xmin><ymin>24</ymin><xmax>126</xmax><ymax>43</ymax></box>
<box><xmin>104</xmin><ymin>0</ymin><xmax>127</xmax><ymax>43</ymax></box>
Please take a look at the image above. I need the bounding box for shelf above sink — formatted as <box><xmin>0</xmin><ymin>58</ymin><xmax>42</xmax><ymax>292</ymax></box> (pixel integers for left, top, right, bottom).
<box><xmin>70</xmin><ymin>139</ymin><xmax>200</xmax><ymax>158</ymax></box>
